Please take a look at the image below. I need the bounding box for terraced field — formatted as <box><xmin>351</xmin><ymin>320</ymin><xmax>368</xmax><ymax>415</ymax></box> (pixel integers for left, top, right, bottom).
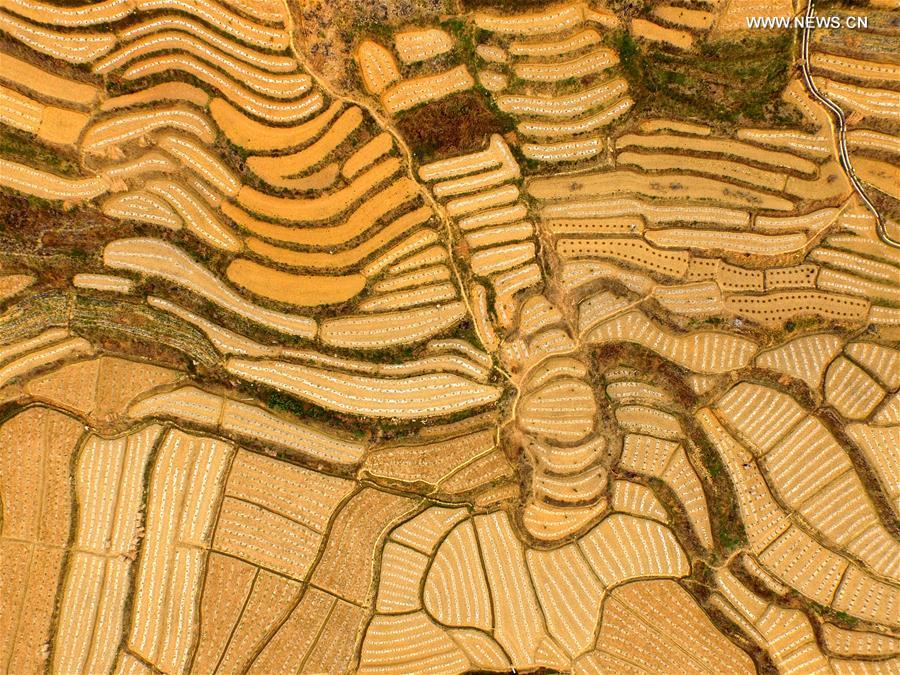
<box><xmin>1</xmin><ymin>0</ymin><xmax>898</xmax><ymax>673</ymax></box>
<box><xmin>808</xmin><ymin>4</ymin><xmax>900</xmax><ymax>242</ymax></box>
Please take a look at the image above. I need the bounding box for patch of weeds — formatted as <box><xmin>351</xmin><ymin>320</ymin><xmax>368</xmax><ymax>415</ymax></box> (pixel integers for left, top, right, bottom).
<box><xmin>458</xmin><ymin>0</ymin><xmax>551</xmax><ymax>9</ymax></box>
<box><xmin>718</xmin><ymin>529</ymin><xmax>743</xmax><ymax>553</ymax></box>
<box><xmin>0</xmin><ymin>128</ymin><xmax>81</xmax><ymax>176</ymax></box>
<box><xmin>610</xmin><ymin>29</ymin><xmax>803</xmax><ymax>127</ymax></box>
<box><xmin>395</xmin><ymin>89</ymin><xmax>513</xmax><ymax>161</ymax></box>
<box><xmin>509</xmin><ymin>143</ymin><xmax>541</xmax><ymax>173</ymax></box>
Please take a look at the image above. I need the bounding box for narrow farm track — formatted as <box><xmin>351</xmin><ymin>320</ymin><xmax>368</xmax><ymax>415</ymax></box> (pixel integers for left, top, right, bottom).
<box><xmin>800</xmin><ymin>0</ymin><xmax>899</xmax><ymax>248</ymax></box>
<box><xmin>286</xmin><ymin>5</ymin><xmax>513</xmax><ymax>383</ymax></box>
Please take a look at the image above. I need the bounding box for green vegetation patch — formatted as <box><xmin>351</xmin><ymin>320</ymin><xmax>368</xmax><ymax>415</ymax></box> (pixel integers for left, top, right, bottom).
<box><xmin>0</xmin><ymin>127</ymin><xmax>81</xmax><ymax>177</ymax></box>
<box><xmin>613</xmin><ymin>30</ymin><xmax>803</xmax><ymax>127</ymax></box>
<box><xmin>72</xmin><ymin>294</ymin><xmax>220</xmax><ymax>367</ymax></box>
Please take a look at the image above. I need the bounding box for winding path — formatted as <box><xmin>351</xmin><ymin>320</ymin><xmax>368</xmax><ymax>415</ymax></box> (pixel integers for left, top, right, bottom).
<box><xmin>799</xmin><ymin>0</ymin><xmax>899</xmax><ymax>247</ymax></box>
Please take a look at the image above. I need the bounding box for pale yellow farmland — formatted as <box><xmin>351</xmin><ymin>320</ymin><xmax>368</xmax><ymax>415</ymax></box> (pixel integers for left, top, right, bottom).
<box><xmin>513</xmin><ymin>47</ymin><xmax>617</xmax><ymax>82</ymax></box>
<box><xmin>631</xmin><ymin>18</ymin><xmax>693</xmax><ymax>49</ymax></box>
<box><xmin>356</xmin><ymin>39</ymin><xmax>400</xmax><ymax>95</ymax></box>
<box><xmin>2</xmin><ymin>1</ymin><xmax>900</xmax><ymax>672</ymax></box>
<box><xmin>381</xmin><ymin>65</ymin><xmax>475</xmax><ymax>115</ymax></box>
<box><xmin>509</xmin><ymin>27</ymin><xmax>601</xmax><ymax>56</ymax></box>
<box><xmin>651</xmin><ymin>5</ymin><xmax>714</xmax><ymax>29</ymax></box>
<box><xmin>394</xmin><ymin>27</ymin><xmax>453</xmax><ymax>64</ymax></box>
<box><xmin>225</xmin><ymin>357</ymin><xmax>501</xmax><ymax>419</ymax></box>
<box><xmin>226</xmin><ymin>259</ymin><xmax>366</xmax><ymax>306</ymax></box>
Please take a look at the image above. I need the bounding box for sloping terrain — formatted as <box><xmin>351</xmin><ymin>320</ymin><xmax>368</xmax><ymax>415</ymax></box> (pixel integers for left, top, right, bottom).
<box><xmin>0</xmin><ymin>0</ymin><xmax>898</xmax><ymax>673</ymax></box>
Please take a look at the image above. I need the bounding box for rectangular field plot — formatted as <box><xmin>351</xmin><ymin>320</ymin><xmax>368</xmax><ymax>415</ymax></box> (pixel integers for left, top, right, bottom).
<box><xmin>127</xmin><ymin>429</ymin><xmax>233</xmax><ymax>673</ymax></box>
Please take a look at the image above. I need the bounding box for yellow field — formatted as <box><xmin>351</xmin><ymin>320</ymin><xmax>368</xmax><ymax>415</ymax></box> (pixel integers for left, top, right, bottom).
<box><xmin>2</xmin><ymin>2</ymin><xmax>899</xmax><ymax>673</ymax></box>
<box><xmin>631</xmin><ymin>18</ymin><xmax>693</xmax><ymax>50</ymax></box>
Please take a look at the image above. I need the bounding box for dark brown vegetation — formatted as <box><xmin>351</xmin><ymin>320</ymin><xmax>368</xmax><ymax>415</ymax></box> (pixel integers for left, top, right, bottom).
<box><xmin>0</xmin><ymin>194</ymin><xmax>112</xmax><ymax>286</ymax></box>
<box><xmin>457</xmin><ymin>0</ymin><xmax>553</xmax><ymax>9</ymax></box>
<box><xmin>395</xmin><ymin>90</ymin><xmax>512</xmax><ymax>161</ymax></box>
